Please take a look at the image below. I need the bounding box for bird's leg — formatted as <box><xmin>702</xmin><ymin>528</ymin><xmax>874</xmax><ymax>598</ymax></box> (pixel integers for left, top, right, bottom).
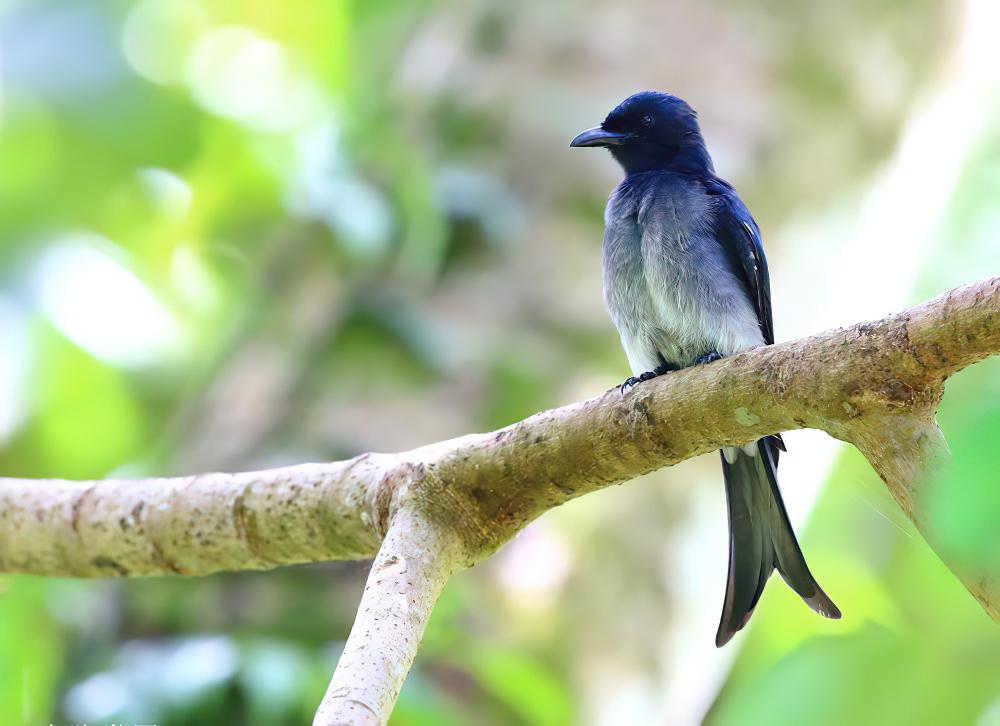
<box><xmin>619</xmin><ymin>361</ymin><xmax>678</xmax><ymax>394</ymax></box>
<box><xmin>695</xmin><ymin>350</ymin><xmax>723</xmax><ymax>366</ymax></box>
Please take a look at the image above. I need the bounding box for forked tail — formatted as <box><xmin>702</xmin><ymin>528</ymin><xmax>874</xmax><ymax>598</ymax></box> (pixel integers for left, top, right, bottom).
<box><xmin>715</xmin><ymin>438</ymin><xmax>841</xmax><ymax>647</ymax></box>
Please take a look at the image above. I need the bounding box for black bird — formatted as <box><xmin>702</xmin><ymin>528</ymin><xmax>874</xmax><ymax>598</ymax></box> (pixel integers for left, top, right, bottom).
<box><xmin>571</xmin><ymin>91</ymin><xmax>840</xmax><ymax>646</ymax></box>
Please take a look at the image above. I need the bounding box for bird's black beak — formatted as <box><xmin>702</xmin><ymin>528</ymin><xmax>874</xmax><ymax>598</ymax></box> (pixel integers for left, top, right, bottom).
<box><xmin>570</xmin><ymin>126</ymin><xmax>628</xmax><ymax>148</ymax></box>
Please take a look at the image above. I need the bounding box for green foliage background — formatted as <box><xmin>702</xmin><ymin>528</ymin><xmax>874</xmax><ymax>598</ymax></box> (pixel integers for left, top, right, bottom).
<box><xmin>0</xmin><ymin>0</ymin><xmax>998</xmax><ymax>724</ymax></box>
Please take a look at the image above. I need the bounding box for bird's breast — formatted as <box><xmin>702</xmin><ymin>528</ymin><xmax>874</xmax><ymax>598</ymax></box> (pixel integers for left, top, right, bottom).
<box><xmin>602</xmin><ymin>179</ymin><xmax>763</xmax><ymax>368</ymax></box>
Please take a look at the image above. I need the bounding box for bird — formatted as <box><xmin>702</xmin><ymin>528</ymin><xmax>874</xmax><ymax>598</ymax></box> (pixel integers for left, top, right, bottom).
<box><xmin>570</xmin><ymin>91</ymin><xmax>840</xmax><ymax>646</ymax></box>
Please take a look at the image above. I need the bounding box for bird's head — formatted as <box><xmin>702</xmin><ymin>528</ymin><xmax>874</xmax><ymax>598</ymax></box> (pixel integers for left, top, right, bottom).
<box><xmin>570</xmin><ymin>91</ymin><xmax>712</xmax><ymax>175</ymax></box>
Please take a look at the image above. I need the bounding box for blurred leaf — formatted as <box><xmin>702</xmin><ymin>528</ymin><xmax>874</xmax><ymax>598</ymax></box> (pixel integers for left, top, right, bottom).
<box><xmin>0</xmin><ymin>577</ymin><xmax>62</xmax><ymax>725</ymax></box>
<box><xmin>710</xmin><ymin>622</ymin><xmax>999</xmax><ymax>726</ymax></box>
<box><xmin>464</xmin><ymin>647</ymin><xmax>573</xmax><ymax>726</ymax></box>
<box><xmin>926</xmin><ymin>398</ymin><xmax>1000</xmax><ymax>572</ymax></box>
<box><xmin>392</xmin><ymin>670</ymin><xmax>465</xmax><ymax>726</ymax></box>
<box><xmin>25</xmin><ymin>327</ymin><xmax>146</xmax><ymax>477</ymax></box>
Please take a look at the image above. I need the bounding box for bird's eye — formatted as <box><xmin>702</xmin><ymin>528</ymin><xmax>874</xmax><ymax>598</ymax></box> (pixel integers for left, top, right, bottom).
<box><xmin>640</xmin><ymin>115</ymin><xmax>654</xmax><ymax>128</ymax></box>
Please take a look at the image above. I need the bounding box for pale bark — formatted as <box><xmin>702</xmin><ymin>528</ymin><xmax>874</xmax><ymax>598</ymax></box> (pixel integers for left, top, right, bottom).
<box><xmin>313</xmin><ymin>510</ymin><xmax>461</xmax><ymax>725</ymax></box>
<box><xmin>1</xmin><ymin>276</ymin><xmax>998</xmax><ymax>724</ymax></box>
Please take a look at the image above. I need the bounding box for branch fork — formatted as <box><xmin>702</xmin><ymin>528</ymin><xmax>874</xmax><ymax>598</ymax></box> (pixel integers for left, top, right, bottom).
<box><xmin>1</xmin><ymin>277</ymin><xmax>998</xmax><ymax>724</ymax></box>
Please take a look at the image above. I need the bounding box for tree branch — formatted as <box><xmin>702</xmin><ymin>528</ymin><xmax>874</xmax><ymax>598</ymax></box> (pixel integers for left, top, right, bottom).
<box><xmin>313</xmin><ymin>510</ymin><xmax>461</xmax><ymax>725</ymax></box>
<box><xmin>0</xmin><ymin>458</ymin><xmax>393</xmax><ymax>577</ymax></box>
<box><xmin>1</xmin><ymin>276</ymin><xmax>998</xmax><ymax>724</ymax></box>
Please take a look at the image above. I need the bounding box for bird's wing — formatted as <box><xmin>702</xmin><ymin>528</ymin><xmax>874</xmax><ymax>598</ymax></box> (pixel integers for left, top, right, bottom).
<box><xmin>704</xmin><ymin>177</ymin><xmax>784</xmax><ymax>455</ymax></box>
<box><xmin>704</xmin><ymin>177</ymin><xmax>774</xmax><ymax>346</ymax></box>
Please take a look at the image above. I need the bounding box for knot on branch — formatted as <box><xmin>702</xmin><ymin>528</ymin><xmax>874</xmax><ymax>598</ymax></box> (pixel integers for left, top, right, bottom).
<box><xmin>368</xmin><ymin>462</ymin><xmax>426</xmax><ymax>538</ymax></box>
<box><xmin>820</xmin><ymin>315</ymin><xmax>951</xmax><ymax>444</ymax></box>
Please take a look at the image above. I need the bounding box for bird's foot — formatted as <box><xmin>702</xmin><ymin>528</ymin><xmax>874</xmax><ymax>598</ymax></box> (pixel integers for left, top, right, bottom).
<box><xmin>619</xmin><ymin>371</ymin><xmax>656</xmax><ymax>394</ymax></box>
<box><xmin>619</xmin><ymin>363</ymin><xmax>676</xmax><ymax>394</ymax></box>
<box><xmin>695</xmin><ymin>350</ymin><xmax>723</xmax><ymax>366</ymax></box>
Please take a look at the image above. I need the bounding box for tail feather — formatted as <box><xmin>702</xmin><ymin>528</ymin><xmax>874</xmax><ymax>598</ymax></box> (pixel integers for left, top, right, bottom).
<box><xmin>756</xmin><ymin>440</ymin><xmax>841</xmax><ymax>620</ymax></box>
<box><xmin>715</xmin><ymin>438</ymin><xmax>840</xmax><ymax>648</ymax></box>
